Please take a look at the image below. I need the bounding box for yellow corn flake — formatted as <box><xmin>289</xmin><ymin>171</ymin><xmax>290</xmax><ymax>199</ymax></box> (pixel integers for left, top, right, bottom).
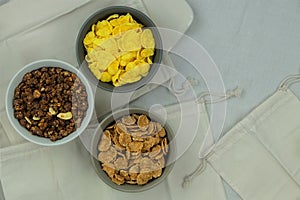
<box><xmin>86</xmin><ymin>48</ymin><xmax>94</xmax><ymax>54</ymax></box>
<box><xmin>119</xmin><ymin>23</ymin><xmax>141</xmax><ymax>33</ymax></box>
<box><xmin>119</xmin><ymin>59</ymin><xmax>128</xmax><ymax>67</ymax></box>
<box><xmin>117</xmin><ymin>77</ymin><xmax>128</xmax><ymax>87</ymax></box>
<box><xmin>83</xmin><ymin>13</ymin><xmax>155</xmax><ymax>87</ymax></box>
<box><xmin>125</xmin><ymin>62</ymin><xmax>136</xmax><ymax>71</ymax></box>
<box><xmin>98</xmin><ymin>38</ymin><xmax>119</xmax><ymax>57</ymax></box>
<box><xmin>112</xmin><ymin>26</ymin><xmax>122</xmax><ymax>36</ymax></box>
<box><xmin>120</xmin><ymin>29</ymin><xmax>141</xmax><ymax>51</ymax></box>
<box><xmin>107</xmin><ymin>60</ymin><xmax>119</xmax><ymax>75</ymax></box>
<box><xmin>120</xmin><ymin>51</ymin><xmax>137</xmax><ymax>66</ymax></box>
<box><xmin>138</xmin><ymin>62</ymin><xmax>150</xmax><ymax>77</ymax></box>
<box><xmin>110</xmin><ymin>19</ymin><xmax>120</xmax><ymax>27</ymax></box>
<box><xmin>85</xmin><ymin>54</ymin><xmax>93</xmax><ymax>63</ymax></box>
<box><xmin>88</xmin><ymin>62</ymin><xmax>102</xmax><ymax>79</ymax></box>
<box><xmin>146</xmin><ymin>57</ymin><xmax>153</xmax><ymax>64</ymax></box>
<box><xmin>140</xmin><ymin>48</ymin><xmax>154</xmax><ymax>58</ymax></box>
<box><xmin>120</xmin><ymin>73</ymin><xmax>141</xmax><ymax>84</ymax></box>
<box><xmin>92</xmin><ymin>38</ymin><xmax>105</xmax><ymax>49</ymax></box>
<box><xmin>120</xmin><ymin>65</ymin><xmax>149</xmax><ymax>83</ymax></box>
<box><xmin>120</xmin><ymin>72</ymin><xmax>141</xmax><ymax>84</ymax></box>
<box><xmin>100</xmin><ymin>71</ymin><xmax>112</xmax><ymax>82</ymax></box>
<box><xmin>118</xmin><ymin>13</ymin><xmax>134</xmax><ymax>24</ymax></box>
<box><xmin>112</xmin><ymin>70</ymin><xmax>122</xmax><ymax>85</ymax></box>
<box><xmin>119</xmin><ymin>53</ymin><xmax>136</xmax><ymax>67</ymax></box>
<box><xmin>141</xmin><ymin>29</ymin><xmax>155</xmax><ymax>49</ymax></box>
<box><xmin>96</xmin><ymin>20</ymin><xmax>112</xmax><ymax>38</ymax></box>
<box><xmin>107</xmin><ymin>14</ymin><xmax>119</xmax><ymax>21</ymax></box>
<box><xmin>83</xmin><ymin>31</ymin><xmax>95</xmax><ymax>46</ymax></box>
<box><xmin>91</xmin><ymin>24</ymin><xmax>97</xmax><ymax>33</ymax></box>
<box><xmin>121</xmin><ymin>61</ymin><xmax>149</xmax><ymax>83</ymax></box>
<box><xmin>136</xmin><ymin>49</ymin><xmax>151</xmax><ymax>62</ymax></box>
<box><xmin>94</xmin><ymin>51</ymin><xmax>115</xmax><ymax>70</ymax></box>
<box><xmin>129</xmin><ymin>62</ymin><xmax>150</xmax><ymax>77</ymax></box>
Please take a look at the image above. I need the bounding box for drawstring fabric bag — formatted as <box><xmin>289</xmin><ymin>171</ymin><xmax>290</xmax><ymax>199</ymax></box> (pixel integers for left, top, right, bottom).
<box><xmin>195</xmin><ymin>75</ymin><xmax>300</xmax><ymax>200</ymax></box>
<box><xmin>165</xmin><ymin>87</ymin><xmax>242</xmax><ymax>200</ymax></box>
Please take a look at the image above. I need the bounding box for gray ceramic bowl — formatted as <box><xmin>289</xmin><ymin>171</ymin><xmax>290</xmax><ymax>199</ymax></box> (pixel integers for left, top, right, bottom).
<box><xmin>91</xmin><ymin>108</ymin><xmax>176</xmax><ymax>192</ymax></box>
<box><xmin>5</xmin><ymin>59</ymin><xmax>95</xmax><ymax>146</ymax></box>
<box><xmin>76</xmin><ymin>6</ymin><xmax>163</xmax><ymax>93</ymax></box>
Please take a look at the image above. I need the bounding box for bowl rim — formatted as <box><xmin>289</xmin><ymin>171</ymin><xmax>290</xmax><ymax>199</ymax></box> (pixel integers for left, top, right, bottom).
<box><xmin>75</xmin><ymin>5</ymin><xmax>163</xmax><ymax>93</ymax></box>
<box><xmin>5</xmin><ymin>59</ymin><xmax>95</xmax><ymax>146</ymax></box>
<box><xmin>90</xmin><ymin>107</ymin><xmax>175</xmax><ymax>192</ymax></box>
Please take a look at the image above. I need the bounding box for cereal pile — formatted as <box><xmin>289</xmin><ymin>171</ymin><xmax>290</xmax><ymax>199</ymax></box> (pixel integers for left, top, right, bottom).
<box><xmin>97</xmin><ymin>114</ymin><xmax>169</xmax><ymax>185</ymax></box>
<box><xmin>83</xmin><ymin>13</ymin><xmax>155</xmax><ymax>87</ymax></box>
<box><xmin>13</xmin><ymin>67</ymin><xmax>88</xmax><ymax>141</ymax></box>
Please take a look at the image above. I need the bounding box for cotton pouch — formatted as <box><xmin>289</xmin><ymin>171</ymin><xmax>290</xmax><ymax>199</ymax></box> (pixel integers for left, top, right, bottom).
<box><xmin>165</xmin><ymin>100</ymin><xmax>227</xmax><ymax>200</ymax></box>
<box><xmin>203</xmin><ymin>76</ymin><xmax>300</xmax><ymax>200</ymax></box>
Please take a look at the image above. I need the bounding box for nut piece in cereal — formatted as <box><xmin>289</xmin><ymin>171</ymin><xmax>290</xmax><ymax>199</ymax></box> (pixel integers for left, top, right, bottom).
<box><xmin>57</xmin><ymin>112</ymin><xmax>73</xmax><ymax>120</ymax></box>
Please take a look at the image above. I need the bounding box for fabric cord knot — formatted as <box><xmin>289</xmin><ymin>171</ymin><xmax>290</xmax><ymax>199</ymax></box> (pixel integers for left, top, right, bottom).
<box><xmin>196</xmin><ymin>86</ymin><xmax>242</xmax><ymax>104</ymax></box>
<box><xmin>278</xmin><ymin>84</ymin><xmax>289</xmax><ymax>91</ymax></box>
<box><xmin>168</xmin><ymin>76</ymin><xmax>200</xmax><ymax>95</ymax></box>
<box><xmin>182</xmin><ymin>159</ymin><xmax>207</xmax><ymax>188</ymax></box>
<box><xmin>278</xmin><ymin>74</ymin><xmax>300</xmax><ymax>91</ymax></box>
<box><xmin>181</xmin><ymin>143</ymin><xmax>216</xmax><ymax>188</ymax></box>
<box><xmin>226</xmin><ymin>87</ymin><xmax>242</xmax><ymax>98</ymax></box>
<box><xmin>197</xmin><ymin>97</ymin><xmax>206</xmax><ymax>104</ymax></box>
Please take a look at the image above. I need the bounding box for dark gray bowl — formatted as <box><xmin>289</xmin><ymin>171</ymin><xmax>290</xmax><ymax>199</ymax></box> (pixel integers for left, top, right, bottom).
<box><xmin>91</xmin><ymin>108</ymin><xmax>176</xmax><ymax>192</ymax></box>
<box><xmin>76</xmin><ymin>6</ymin><xmax>163</xmax><ymax>93</ymax></box>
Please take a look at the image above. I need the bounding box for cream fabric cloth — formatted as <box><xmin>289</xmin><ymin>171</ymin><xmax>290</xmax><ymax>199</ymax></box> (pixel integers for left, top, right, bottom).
<box><xmin>205</xmin><ymin>86</ymin><xmax>300</xmax><ymax>200</ymax></box>
<box><xmin>0</xmin><ymin>0</ymin><xmax>90</xmax><ymax>42</ymax></box>
<box><xmin>0</xmin><ymin>100</ymin><xmax>227</xmax><ymax>200</ymax></box>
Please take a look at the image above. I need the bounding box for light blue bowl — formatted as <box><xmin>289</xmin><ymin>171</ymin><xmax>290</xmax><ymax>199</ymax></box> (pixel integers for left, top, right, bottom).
<box><xmin>5</xmin><ymin>59</ymin><xmax>95</xmax><ymax>146</ymax></box>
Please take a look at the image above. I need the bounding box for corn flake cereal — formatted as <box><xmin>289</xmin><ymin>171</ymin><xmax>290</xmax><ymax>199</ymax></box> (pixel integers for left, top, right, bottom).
<box><xmin>83</xmin><ymin>13</ymin><xmax>156</xmax><ymax>87</ymax></box>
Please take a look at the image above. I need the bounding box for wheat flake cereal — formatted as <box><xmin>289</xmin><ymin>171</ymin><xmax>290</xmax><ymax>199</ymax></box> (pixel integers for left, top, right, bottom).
<box><xmin>97</xmin><ymin>114</ymin><xmax>169</xmax><ymax>185</ymax></box>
